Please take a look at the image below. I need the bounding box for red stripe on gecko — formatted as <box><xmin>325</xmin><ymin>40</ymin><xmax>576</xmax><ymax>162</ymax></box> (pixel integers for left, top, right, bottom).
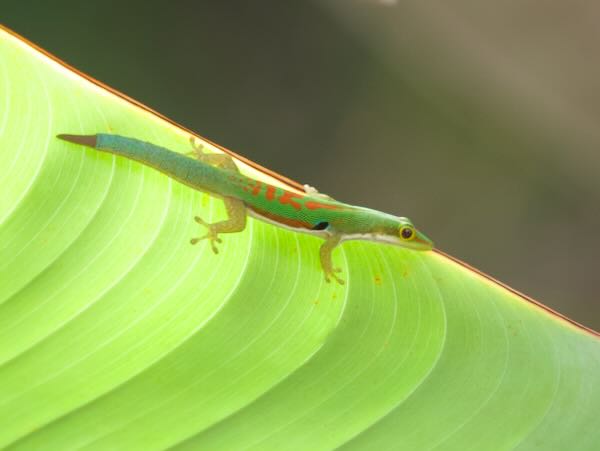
<box><xmin>278</xmin><ymin>191</ymin><xmax>304</xmax><ymax>210</ymax></box>
<box><xmin>266</xmin><ymin>185</ymin><xmax>276</xmax><ymax>200</ymax></box>
<box><xmin>305</xmin><ymin>201</ymin><xmax>341</xmax><ymax>210</ymax></box>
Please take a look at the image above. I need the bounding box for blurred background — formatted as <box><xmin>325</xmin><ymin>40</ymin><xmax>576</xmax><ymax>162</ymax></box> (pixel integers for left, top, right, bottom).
<box><xmin>2</xmin><ymin>0</ymin><xmax>599</xmax><ymax>329</ymax></box>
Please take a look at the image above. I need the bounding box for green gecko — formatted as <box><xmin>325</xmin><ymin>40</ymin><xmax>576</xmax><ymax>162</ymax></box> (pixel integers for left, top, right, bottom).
<box><xmin>57</xmin><ymin>133</ymin><xmax>433</xmax><ymax>284</ymax></box>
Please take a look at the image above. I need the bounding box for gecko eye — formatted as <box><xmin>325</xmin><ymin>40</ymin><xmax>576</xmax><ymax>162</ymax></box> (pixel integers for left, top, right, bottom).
<box><xmin>400</xmin><ymin>226</ymin><xmax>415</xmax><ymax>240</ymax></box>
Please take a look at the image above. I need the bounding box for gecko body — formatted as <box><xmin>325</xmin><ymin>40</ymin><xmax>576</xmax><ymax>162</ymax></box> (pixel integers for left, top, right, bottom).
<box><xmin>57</xmin><ymin>133</ymin><xmax>433</xmax><ymax>284</ymax></box>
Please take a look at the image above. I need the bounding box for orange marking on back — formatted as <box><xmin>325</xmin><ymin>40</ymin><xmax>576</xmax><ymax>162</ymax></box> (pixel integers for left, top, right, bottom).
<box><xmin>266</xmin><ymin>185</ymin><xmax>276</xmax><ymax>201</ymax></box>
<box><xmin>251</xmin><ymin>181</ymin><xmax>262</xmax><ymax>196</ymax></box>
<box><xmin>279</xmin><ymin>191</ymin><xmax>304</xmax><ymax>210</ymax></box>
<box><xmin>305</xmin><ymin>201</ymin><xmax>341</xmax><ymax>210</ymax></box>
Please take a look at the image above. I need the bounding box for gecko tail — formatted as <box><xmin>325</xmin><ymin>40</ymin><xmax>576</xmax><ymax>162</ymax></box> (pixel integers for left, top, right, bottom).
<box><xmin>57</xmin><ymin>134</ymin><xmax>98</xmax><ymax>148</ymax></box>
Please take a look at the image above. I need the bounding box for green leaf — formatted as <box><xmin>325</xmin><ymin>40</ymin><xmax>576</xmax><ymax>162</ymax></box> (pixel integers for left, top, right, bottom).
<box><xmin>1</xmin><ymin>26</ymin><xmax>599</xmax><ymax>451</ymax></box>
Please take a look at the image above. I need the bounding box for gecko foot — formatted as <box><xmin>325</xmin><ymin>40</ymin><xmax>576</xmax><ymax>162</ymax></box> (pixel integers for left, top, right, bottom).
<box><xmin>325</xmin><ymin>268</ymin><xmax>345</xmax><ymax>285</ymax></box>
<box><xmin>303</xmin><ymin>183</ymin><xmax>334</xmax><ymax>200</ymax></box>
<box><xmin>186</xmin><ymin>137</ymin><xmax>206</xmax><ymax>159</ymax></box>
<box><xmin>191</xmin><ymin>216</ymin><xmax>222</xmax><ymax>254</ymax></box>
<box><xmin>303</xmin><ymin>184</ymin><xmax>319</xmax><ymax>195</ymax></box>
<box><xmin>189</xmin><ymin>136</ymin><xmax>204</xmax><ymax>151</ymax></box>
<box><xmin>190</xmin><ymin>233</ymin><xmax>222</xmax><ymax>254</ymax></box>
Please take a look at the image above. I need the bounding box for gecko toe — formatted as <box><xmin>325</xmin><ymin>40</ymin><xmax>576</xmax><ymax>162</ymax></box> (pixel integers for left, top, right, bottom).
<box><xmin>333</xmin><ymin>276</ymin><xmax>345</xmax><ymax>285</ymax></box>
<box><xmin>190</xmin><ymin>234</ymin><xmax>221</xmax><ymax>254</ymax></box>
<box><xmin>326</xmin><ymin>271</ymin><xmax>345</xmax><ymax>285</ymax></box>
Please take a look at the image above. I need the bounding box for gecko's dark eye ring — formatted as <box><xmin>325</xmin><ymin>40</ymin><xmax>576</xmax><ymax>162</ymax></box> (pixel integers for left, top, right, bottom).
<box><xmin>400</xmin><ymin>226</ymin><xmax>415</xmax><ymax>240</ymax></box>
<box><xmin>312</xmin><ymin>221</ymin><xmax>329</xmax><ymax>230</ymax></box>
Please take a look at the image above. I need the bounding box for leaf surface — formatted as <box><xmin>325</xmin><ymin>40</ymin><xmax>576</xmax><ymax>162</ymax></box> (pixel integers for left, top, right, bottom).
<box><xmin>0</xmin><ymin>26</ymin><xmax>598</xmax><ymax>451</ymax></box>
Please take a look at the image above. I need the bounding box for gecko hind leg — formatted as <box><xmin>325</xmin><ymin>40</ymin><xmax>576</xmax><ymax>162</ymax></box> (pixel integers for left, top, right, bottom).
<box><xmin>190</xmin><ymin>197</ymin><xmax>247</xmax><ymax>254</ymax></box>
<box><xmin>188</xmin><ymin>137</ymin><xmax>238</xmax><ymax>171</ymax></box>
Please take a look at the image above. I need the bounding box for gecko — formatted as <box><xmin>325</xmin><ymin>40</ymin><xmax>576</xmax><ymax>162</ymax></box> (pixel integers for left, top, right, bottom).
<box><xmin>57</xmin><ymin>133</ymin><xmax>433</xmax><ymax>284</ymax></box>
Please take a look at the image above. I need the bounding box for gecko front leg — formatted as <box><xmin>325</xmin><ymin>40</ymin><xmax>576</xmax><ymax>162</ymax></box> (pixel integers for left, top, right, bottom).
<box><xmin>191</xmin><ymin>196</ymin><xmax>247</xmax><ymax>254</ymax></box>
<box><xmin>320</xmin><ymin>234</ymin><xmax>345</xmax><ymax>285</ymax></box>
<box><xmin>188</xmin><ymin>138</ymin><xmax>247</xmax><ymax>253</ymax></box>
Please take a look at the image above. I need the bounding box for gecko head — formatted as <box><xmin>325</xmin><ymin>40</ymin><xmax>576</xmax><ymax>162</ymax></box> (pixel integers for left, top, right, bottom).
<box><xmin>338</xmin><ymin>211</ymin><xmax>434</xmax><ymax>251</ymax></box>
<box><xmin>346</xmin><ymin>214</ymin><xmax>434</xmax><ymax>250</ymax></box>
<box><xmin>394</xmin><ymin>218</ymin><xmax>434</xmax><ymax>250</ymax></box>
